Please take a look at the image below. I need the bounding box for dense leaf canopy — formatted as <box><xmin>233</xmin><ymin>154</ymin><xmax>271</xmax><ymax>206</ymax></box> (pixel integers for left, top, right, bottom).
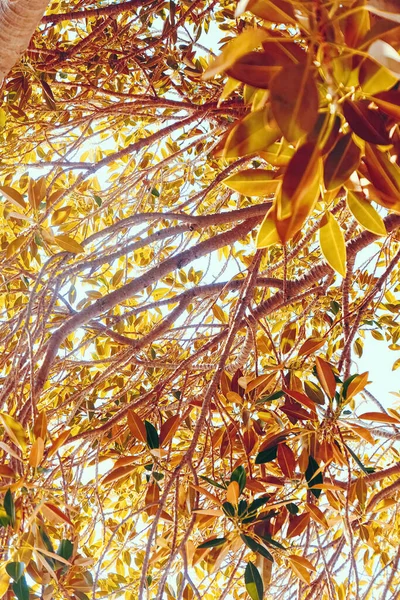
<box><xmin>0</xmin><ymin>0</ymin><xmax>400</xmax><ymax>599</ymax></box>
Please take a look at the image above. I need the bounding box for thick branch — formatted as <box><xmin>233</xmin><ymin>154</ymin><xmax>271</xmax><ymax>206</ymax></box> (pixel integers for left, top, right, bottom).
<box><xmin>0</xmin><ymin>0</ymin><xmax>50</xmax><ymax>82</ymax></box>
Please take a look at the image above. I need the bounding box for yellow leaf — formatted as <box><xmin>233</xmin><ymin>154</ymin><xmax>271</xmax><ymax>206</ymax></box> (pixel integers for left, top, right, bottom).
<box><xmin>288</xmin><ymin>554</ymin><xmax>316</xmax><ymax>572</ymax></box>
<box><xmin>54</xmin><ymin>235</ymin><xmax>85</xmax><ymax>254</ymax></box>
<box><xmin>6</xmin><ymin>235</ymin><xmax>27</xmax><ymax>258</ymax></box>
<box><xmin>226</xmin><ymin>481</ymin><xmax>240</xmax><ymax>505</ymax></box>
<box><xmin>256</xmin><ymin>212</ymin><xmax>280</xmax><ymax>248</ymax></box>
<box><xmin>306</xmin><ymin>503</ymin><xmax>329</xmax><ymax>529</ymax></box>
<box><xmin>29</xmin><ymin>437</ymin><xmax>44</xmax><ymax>468</ymax></box>
<box><xmin>0</xmin><ymin>567</ymin><xmax>10</xmax><ymax>597</ymax></box>
<box><xmin>288</xmin><ymin>557</ymin><xmax>311</xmax><ymax>584</ymax></box>
<box><xmin>51</xmin><ymin>206</ymin><xmax>72</xmax><ymax>226</ymax></box>
<box><xmin>319</xmin><ymin>212</ymin><xmax>346</xmax><ymax>277</ymax></box>
<box><xmin>222</xmin><ymin>169</ymin><xmax>280</xmax><ymax>196</ymax></box>
<box><xmin>203</xmin><ymin>28</ymin><xmax>269</xmax><ymax>80</ymax></box>
<box><xmin>212</xmin><ymin>304</ymin><xmax>227</xmax><ymax>323</ymax></box>
<box><xmin>0</xmin><ymin>413</ymin><xmax>27</xmax><ymax>452</ymax></box>
<box><xmin>347</xmin><ymin>191</ymin><xmax>386</xmax><ymax>236</ymax></box>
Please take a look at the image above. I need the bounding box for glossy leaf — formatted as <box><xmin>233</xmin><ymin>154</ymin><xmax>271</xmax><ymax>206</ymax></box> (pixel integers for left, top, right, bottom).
<box><xmin>319</xmin><ymin>212</ymin><xmax>346</xmax><ymax>277</ymax></box>
<box><xmin>244</xmin><ymin>561</ymin><xmax>264</xmax><ymax>600</ymax></box>
<box><xmin>323</xmin><ymin>133</ymin><xmax>361</xmax><ymax>191</ymax></box>
<box><xmin>223</xmin><ymin>169</ymin><xmax>280</xmax><ymax>196</ymax></box>
<box><xmin>269</xmin><ymin>63</ymin><xmax>319</xmax><ymax>142</ymax></box>
<box><xmin>347</xmin><ymin>191</ymin><xmax>386</xmax><ymax>236</ymax></box>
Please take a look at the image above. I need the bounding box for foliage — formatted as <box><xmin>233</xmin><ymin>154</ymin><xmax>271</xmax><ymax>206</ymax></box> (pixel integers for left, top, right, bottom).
<box><xmin>0</xmin><ymin>0</ymin><xmax>400</xmax><ymax>599</ymax></box>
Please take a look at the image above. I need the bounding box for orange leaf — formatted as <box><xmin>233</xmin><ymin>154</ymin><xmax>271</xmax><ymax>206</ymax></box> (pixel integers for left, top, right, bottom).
<box><xmin>29</xmin><ymin>437</ymin><xmax>44</xmax><ymax>468</ymax></box>
<box><xmin>47</xmin><ymin>429</ymin><xmax>71</xmax><ymax>458</ymax></box>
<box><xmin>127</xmin><ymin>410</ymin><xmax>147</xmax><ymax>443</ymax></box>
<box><xmin>42</xmin><ymin>502</ymin><xmax>73</xmax><ymax>526</ymax></box>
<box><xmin>33</xmin><ymin>411</ymin><xmax>48</xmax><ymax>440</ymax></box>
<box><xmin>297</xmin><ymin>337</ymin><xmax>325</xmax><ymax>357</ymax></box>
<box><xmin>306</xmin><ymin>503</ymin><xmax>329</xmax><ymax>529</ymax></box>
<box><xmin>102</xmin><ymin>464</ymin><xmax>137</xmax><ymax>485</ymax></box>
<box><xmin>283</xmin><ymin>389</ymin><xmax>317</xmax><ymax>415</ymax></box>
<box><xmin>160</xmin><ymin>414</ymin><xmax>181</xmax><ymax>447</ymax></box>
<box><xmin>277</xmin><ymin>443</ymin><xmax>296</xmax><ymax>478</ymax></box>
<box><xmin>286</xmin><ymin>512</ymin><xmax>310</xmax><ymax>538</ymax></box>
<box><xmin>358</xmin><ymin>411</ymin><xmax>400</xmax><ymax>424</ymax></box>
<box><xmin>315</xmin><ymin>357</ymin><xmax>336</xmax><ymax>398</ymax></box>
<box><xmin>346</xmin><ymin>372</ymin><xmax>369</xmax><ymax>400</ymax></box>
<box><xmin>226</xmin><ymin>481</ymin><xmax>240</xmax><ymax>505</ymax></box>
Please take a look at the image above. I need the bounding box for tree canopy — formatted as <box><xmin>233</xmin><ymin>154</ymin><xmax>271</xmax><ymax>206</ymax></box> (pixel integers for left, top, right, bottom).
<box><xmin>0</xmin><ymin>0</ymin><xmax>400</xmax><ymax>599</ymax></box>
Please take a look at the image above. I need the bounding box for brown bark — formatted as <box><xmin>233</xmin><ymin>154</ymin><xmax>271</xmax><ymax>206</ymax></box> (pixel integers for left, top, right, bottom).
<box><xmin>0</xmin><ymin>0</ymin><xmax>50</xmax><ymax>82</ymax></box>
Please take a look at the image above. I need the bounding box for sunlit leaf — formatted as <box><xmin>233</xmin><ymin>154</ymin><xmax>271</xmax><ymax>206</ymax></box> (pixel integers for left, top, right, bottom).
<box><xmin>319</xmin><ymin>212</ymin><xmax>346</xmax><ymax>277</ymax></box>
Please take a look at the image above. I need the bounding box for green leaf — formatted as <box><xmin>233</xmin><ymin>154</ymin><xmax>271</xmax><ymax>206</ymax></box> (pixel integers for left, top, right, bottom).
<box><xmin>256</xmin><ymin>390</ymin><xmax>284</xmax><ymax>404</ymax></box>
<box><xmin>255</xmin><ymin>445</ymin><xmax>278</xmax><ymax>464</ymax></box>
<box><xmin>198</xmin><ymin>537</ymin><xmax>227</xmax><ymax>549</ymax></box>
<box><xmin>57</xmin><ymin>539</ymin><xmax>73</xmax><ymax>561</ymax></box>
<box><xmin>241</xmin><ymin>534</ymin><xmax>273</xmax><ymax>562</ymax></box>
<box><xmin>343</xmin><ymin>442</ymin><xmax>372</xmax><ymax>475</ymax></box>
<box><xmin>247</xmin><ymin>495</ymin><xmax>270</xmax><ymax>515</ymax></box>
<box><xmin>12</xmin><ymin>575</ymin><xmax>29</xmax><ymax>600</ymax></box>
<box><xmin>6</xmin><ymin>562</ymin><xmax>24</xmax><ymax>581</ymax></box>
<box><xmin>244</xmin><ymin>561</ymin><xmax>264</xmax><ymax>600</ymax></box>
<box><xmin>4</xmin><ymin>489</ymin><xmax>15</xmax><ymax>526</ymax></box>
<box><xmin>199</xmin><ymin>476</ymin><xmax>226</xmax><ymax>490</ymax></box>
<box><xmin>222</xmin><ymin>501</ymin><xmax>236</xmax><ymax>517</ymax></box>
<box><xmin>145</xmin><ymin>421</ymin><xmax>159</xmax><ymax>449</ymax></box>
<box><xmin>259</xmin><ymin>534</ymin><xmax>286</xmax><ymax>549</ymax></box>
<box><xmin>305</xmin><ymin>456</ymin><xmax>323</xmax><ymax>498</ymax></box>
<box><xmin>230</xmin><ymin>465</ymin><xmax>246</xmax><ymax>494</ymax></box>
<box><xmin>94</xmin><ymin>195</ymin><xmax>102</xmax><ymax>207</ymax></box>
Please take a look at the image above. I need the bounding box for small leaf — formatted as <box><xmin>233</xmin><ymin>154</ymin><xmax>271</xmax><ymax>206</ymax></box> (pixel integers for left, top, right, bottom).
<box><xmin>241</xmin><ymin>534</ymin><xmax>273</xmax><ymax>561</ymax></box>
<box><xmin>358</xmin><ymin>411</ymin><xmax>400</xmax><ymax>424</ymax></box>
<box><xmin>255</xmin><ymin>445</ymin><xmax>278</xmax><ymax>464</ymax></box>
<box><xmin>223</xmin><ymin>169</ymin><xmax>280</xmax><ymax>196</ymax></box>
<box><xmin>6</xmin><ymin>236</ymin><xmax>27</xmax><ymax>259</ymax></box>
<box><xmin>0</xmin><ymin>412</ymin><xmax>27</xmax><ymax>451</ymax></box>
<box><xmin>306</xmin><ymin>503</ymin><xmax>329</xmax><ymax>529</ymax></box>
<box><xmin>5</xmin><ymin>562</ymin><xmax>24</xmax><ymax>582</ymax></box>
<box><xmin>0</xmin><ymin>186</ymin><xmax>26</xmax><ymax>209</ymax></box>
<box><xmin>51</xmin><ymin>206</ymin><xmax>72</xmax><ymax>226</ymax></box>
<box><xmin>286</xmin><ymin>512</ymin><xmax>310</xmax><ymax>538</ymax></box>
<box><xmin>277</xmin><ymin>443</ymin><xmax>296</xmax><ymax>478</ymax></box>
<box><xmin>159</xmin><ymin>414</ymin><xmax>181</xmax><ymax>447</ymax></box>
<box><xmin>197</xmin><ymin>537</ymin><xmax>227</xmax><ymax>549</ymax></box>
<box><xmin>323</xmin><ymin>133</ymin><xmax>361</xmax><ymax>191</ymax></box>
<box><xmin>315</xmin><ymin>357</ymin><xmax>337</xmax><ymax>398</ymax></box>
<box><xmin>29</xmin><ymin>437</ymin><xmax>44</xmax><ymax>468</ymax></box>
<box><xmin>319</xmin><ymin>212</ymin><xmax>346</xmax><ymax>277</ymax></box>
<box><xmin>345</xmin><ymin>371</ymin><xmax>369</xmax><ymax>400</ymax></box>
<box><xmin>226</xmin><ymin>481</ymin><xmax>240</xmax><ymax>505</ymax></box>
<box><xmin>230</xmin><ymin>465</ymin><xmax>246</xmax><ymax>494</ymax></box>
<box><xmin>343</xmin><ymin>99</ymin><xmax>390</xmax><ymax>145</ymax></box>
<box><xmin>244</xmin><ymin>561</ymin><xmax>264</xmax><ymax>600</ymax></box>
<box><xmin>145</xmin><ymin>421</ymin><xmax>159</xmax><ymax>449</ymax></box>
<box><xmin>127</xmin><ymin>410</ymin><xmax>147</xmax><ymax>443</ymax></box>
<box><xmin>305</xmin><ymin>456</ymin><xmax>323</xmax><ymax>498</ymax></box>
<box><xmin>54</xmin><ymin>235</ymin><xmax>84</xmax><ymax>254</ymax></box>
<box><xmin>4</xmin><ymin>489</ymin><xmax>15</xmax><ymax>526</ymax></box>
<box><xmin>256</xmin><ymin>213</ymin><xmax>280</xmax><ymax>248</ymax></box>
<box><xmin>347</xmin><ymin>191</ymin><xmax>386</xmax><ymax>236</ymax></box>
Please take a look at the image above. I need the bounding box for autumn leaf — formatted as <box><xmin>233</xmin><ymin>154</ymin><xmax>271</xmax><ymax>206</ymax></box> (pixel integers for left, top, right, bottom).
<box><xmin>319</xmin><ymin>212</ymin><xmax>346</xmax><ymax>277</ymax></box>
